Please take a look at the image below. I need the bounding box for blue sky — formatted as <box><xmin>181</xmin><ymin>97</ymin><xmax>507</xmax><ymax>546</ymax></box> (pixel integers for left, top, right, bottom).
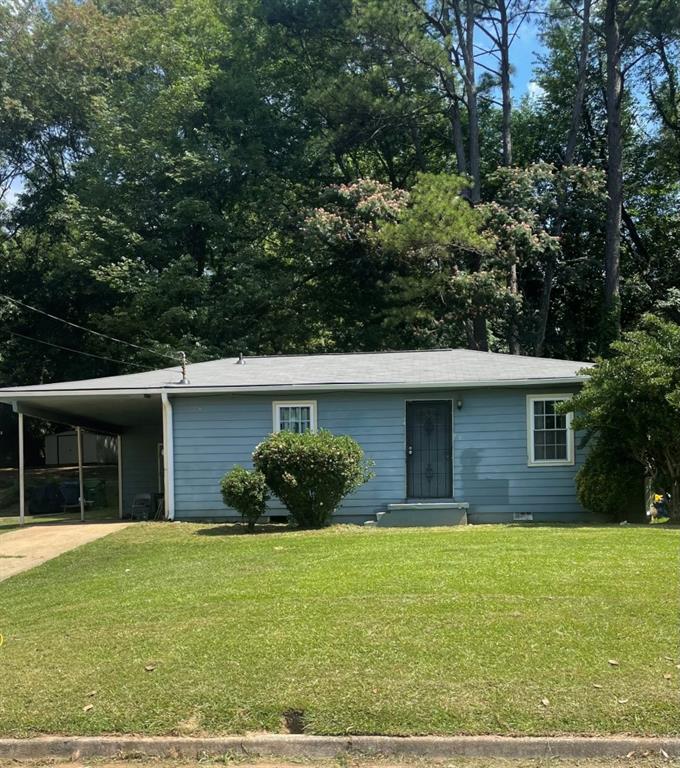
<box><xmin>508</xmin><ymin>19</ymin><xmax>545</xmax><ymax>97</ymax></box>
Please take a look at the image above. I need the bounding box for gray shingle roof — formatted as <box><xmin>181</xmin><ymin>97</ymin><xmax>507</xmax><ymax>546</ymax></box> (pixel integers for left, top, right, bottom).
<box><xmin>0</xmin><ymin>349</ymin><xmax>592</xmax><ymax>396</ymax></box>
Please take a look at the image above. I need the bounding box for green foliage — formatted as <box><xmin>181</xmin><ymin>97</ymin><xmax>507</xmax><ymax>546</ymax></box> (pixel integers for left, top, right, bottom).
<box><xmin>575</xmin><ymin>438</ymin><xmax>645</xmax><ymax>521</ymax></box>
<box><xmin>220</xmin><ymin>466</ymin><xmax>269</xmax><ymax>531</ymax></box>
<box><xmin>252</xmin><ymin>430</ymin><xmax>373</xmax><ymax>528</ymax></box>
<box><xmin>481</xmin><ymin>162</ymin><xmax>607</xmax><ymax>356</ymax></box>
<box><xmin>377</xmin><ymin>173</ymin><xmax>502</xmax><ymax>348</ymax></box>
<box><xmin>568</xmin><ymin>315</ymin><xmax>680</xmax><ymax>520</ymax></box>
<box><xmin>379</xmin><ymin>174</ymin><xmax>490</xmax><ymax>256</ymax></box>
<box><xmin>0</xmin><ymin>0</ymin><xmax>678</xmax><ymax>383</ymax></box>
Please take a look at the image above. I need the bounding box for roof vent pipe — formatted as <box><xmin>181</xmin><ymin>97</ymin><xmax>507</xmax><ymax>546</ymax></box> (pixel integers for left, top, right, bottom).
<box><xmin>178</xmin><ymin>351</ymin><xmax>190</xmax><ymax>384</ymax></box>
<box><xmin>237</xmin><ymin>352</ymin><xmax>246</xmax><ymax>365</ymax></box>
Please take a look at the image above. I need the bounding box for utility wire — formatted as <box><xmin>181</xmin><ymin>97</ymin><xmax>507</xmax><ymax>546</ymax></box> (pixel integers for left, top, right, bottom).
<box><xmin>0</xmin><ymin>294</ymin><xmax>180</xmax><ymax>363</ymax></box>
<box><xmin>7</xmin><ymin>330</ymin><xmax>153</xmax><ymax>371</ymax></box>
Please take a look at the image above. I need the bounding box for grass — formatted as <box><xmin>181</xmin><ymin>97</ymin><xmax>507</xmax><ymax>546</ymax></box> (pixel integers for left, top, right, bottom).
<box><xmin>0</xmin><ymin>523</ymin><xmax>677</xmax><ymax>737</ymax></box>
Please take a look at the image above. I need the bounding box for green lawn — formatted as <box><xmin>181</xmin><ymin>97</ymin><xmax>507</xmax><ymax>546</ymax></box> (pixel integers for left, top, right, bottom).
<box><xmin>0</xmin><ymin>523</ymin><xmax>677</xmax><ymax>737</ymax></box>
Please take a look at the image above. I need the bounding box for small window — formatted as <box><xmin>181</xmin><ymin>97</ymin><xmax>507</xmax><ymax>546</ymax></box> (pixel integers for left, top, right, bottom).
<box><xmin>527</xmin><ymin>395</ymin><xmax>574</xmax><ymax>466</ymax></box>
<box><xmin>273</xmin><ymin>401</ymin><xmax>317</xmax><ymax>433</ymax></box>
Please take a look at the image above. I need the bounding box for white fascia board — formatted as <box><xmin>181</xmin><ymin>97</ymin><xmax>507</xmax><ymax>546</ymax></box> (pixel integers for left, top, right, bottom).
<box><xmin>0</xmin><ymin>376</ymin><xmax>588</xmax><ymax>401</ymax></box>
<box><xmin>161</xmin><ymin>392</ymin><xmax>175</xmax><ymax>521</ymax></box>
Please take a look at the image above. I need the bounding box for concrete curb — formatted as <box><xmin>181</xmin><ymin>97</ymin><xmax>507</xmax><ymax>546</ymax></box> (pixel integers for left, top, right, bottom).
<box><xmin>0</xmin><ymin>735</ymin><xmax>679</xmax><ymax>761</ymax></box>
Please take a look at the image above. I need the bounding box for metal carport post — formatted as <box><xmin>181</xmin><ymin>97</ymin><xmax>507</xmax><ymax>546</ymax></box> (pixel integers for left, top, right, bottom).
<box><xmin>18</xmin><ymin>413</ymin><xmax>25</xmax><ymax>526</ymax></box>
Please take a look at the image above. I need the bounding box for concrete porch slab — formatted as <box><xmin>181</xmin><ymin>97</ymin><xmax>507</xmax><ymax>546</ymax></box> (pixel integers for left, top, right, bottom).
<box><xmin>375</xmin><ymin>501</ymin><xmax>469</xmax><ymax>527</ymax></box>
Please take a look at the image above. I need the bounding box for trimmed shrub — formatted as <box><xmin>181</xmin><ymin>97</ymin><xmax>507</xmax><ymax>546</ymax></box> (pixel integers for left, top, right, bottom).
<box><xmin>575</xmin><ymin>438</ymin><xmax>645</xmax><ymax>522</ymax></box>
<box><xmin>252</xmin><ymin>430</ymin><xmax>373</xmax><ymax>528</ymax></box>
<box><xmin>220</xmin><ymin>466</ymin><xmax>269</xmax><ymax>531</ymax></box>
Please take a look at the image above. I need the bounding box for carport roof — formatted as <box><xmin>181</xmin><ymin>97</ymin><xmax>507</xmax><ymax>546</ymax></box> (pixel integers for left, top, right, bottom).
<box><xmin>0</xmin><ymin>348</ymin><xmax>593</xmax><ymax>398</ymax></box>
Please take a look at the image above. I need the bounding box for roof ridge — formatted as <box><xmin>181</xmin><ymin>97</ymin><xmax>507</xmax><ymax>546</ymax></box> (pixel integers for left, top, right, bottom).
<box><xmin>196</xmin><ymin>348</ymin><xmax>459</xmax><ymax>363</ymax></box>
<box><xmin>188</xmin><ymin>347</ymin><xmax>592</xmax><ymax>366</ymax></box>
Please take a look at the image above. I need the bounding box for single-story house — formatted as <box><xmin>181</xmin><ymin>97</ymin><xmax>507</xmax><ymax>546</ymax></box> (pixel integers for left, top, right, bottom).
<box><xmin>0</xmin><ymin>348</ymin><xmax>596</xmax><ymax>526</ymax></box>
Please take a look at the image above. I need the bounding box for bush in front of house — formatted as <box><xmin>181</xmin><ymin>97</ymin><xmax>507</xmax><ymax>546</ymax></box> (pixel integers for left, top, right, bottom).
<box><xmin>574</xmin><ymin>437</ymin><xmax>645</xmax><ymax>521</ymax></box>
<box><xmin>220</xmin><ymin>466</ymin><xmax>269</xmax><ymax>531</ymax></box>
<box><xmin>252</xmin><ymin>430</ymin><xmax>374</xmax><ymax>528</ymax></box>
<box><xmin>566</xmin><ymin>314</ymin><xmax>680</xmax><ymax>521</ymax></box>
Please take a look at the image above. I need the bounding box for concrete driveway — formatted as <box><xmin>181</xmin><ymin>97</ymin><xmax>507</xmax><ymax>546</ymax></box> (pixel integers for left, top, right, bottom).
<box><xmin>0</xmin><ymin>521</ymin><xmax>130</xmax><ymax>583</ymax></box>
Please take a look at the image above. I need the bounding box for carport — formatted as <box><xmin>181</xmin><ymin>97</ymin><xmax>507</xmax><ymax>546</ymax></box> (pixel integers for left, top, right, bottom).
<box><xmin>3</xmin><ymin>391</ymin><xmax>166</xmax><ymax>525</ymax></box>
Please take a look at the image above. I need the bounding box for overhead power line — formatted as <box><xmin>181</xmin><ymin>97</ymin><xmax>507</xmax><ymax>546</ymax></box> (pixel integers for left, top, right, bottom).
<box><xmin>7</xmin><ymin>330</ymin><xmax>152</xmax><ymax>370</ymax></box>
<box><xmin>1</xmin><ymin>294</ymin><xmax>180</xmax><ymax>363</ymax></box>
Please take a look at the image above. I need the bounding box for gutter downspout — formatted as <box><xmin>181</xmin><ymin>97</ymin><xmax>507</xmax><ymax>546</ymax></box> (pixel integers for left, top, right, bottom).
<box><xmin>161</xmin><ymin>392</ymin><xmax>175</xmax><ymax>521</ymax></box>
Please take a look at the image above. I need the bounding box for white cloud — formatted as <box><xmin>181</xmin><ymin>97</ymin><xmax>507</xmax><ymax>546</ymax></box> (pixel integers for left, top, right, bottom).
<box><xmin>527</xmin><ymin>81</ymin><xmax>546</xmax><ymax>100</ymax></box>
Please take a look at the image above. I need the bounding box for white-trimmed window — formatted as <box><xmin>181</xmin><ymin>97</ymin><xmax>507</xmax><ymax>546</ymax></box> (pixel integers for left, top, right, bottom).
<box><xmin>526</xmin><ymin>394</ymin><xmax>574</xmax><ymax>466</ymax></box>
<box><xmin>273</xmin><ymin>401</ymin><xmax>317</xmax><ymax>433</ymax></box>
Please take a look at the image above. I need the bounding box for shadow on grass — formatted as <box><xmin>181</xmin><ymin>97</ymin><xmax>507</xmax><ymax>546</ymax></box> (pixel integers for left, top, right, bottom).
<box><xmin>194</xmin><ymin>519</ymin><xmax>680</xmax><ymax>538</ymax></box>
<box><xmin>195</xmin><ymin>522</ymin><xmax>295</xmax><ymax>537</ymax></box>
<box><xmin>504</xmin><ymin>520</ymin><xmax>680</xmax><ymax>530</ymax></box>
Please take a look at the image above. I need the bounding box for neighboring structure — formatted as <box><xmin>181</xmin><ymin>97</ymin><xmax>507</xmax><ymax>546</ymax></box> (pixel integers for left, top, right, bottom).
<box><xmin>0</xmin><ymin>349</ymin><xmax>594</xmax><ymax>526</ymax></box>
<box><xmin>44</xmin><ymin>430</ymin><xmax>117</xmax><ymax>465</ymax></box>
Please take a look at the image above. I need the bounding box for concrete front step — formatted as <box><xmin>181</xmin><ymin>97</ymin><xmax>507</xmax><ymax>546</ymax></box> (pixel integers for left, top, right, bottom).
<box><xmin>374</xmin><ymin>501</ymin><xmax>469</xmax><ymax>527</ymax></box>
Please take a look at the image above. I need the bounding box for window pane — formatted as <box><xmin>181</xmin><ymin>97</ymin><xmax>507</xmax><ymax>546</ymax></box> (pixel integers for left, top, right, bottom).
<box><xmin>532</xmin><ymin>399</ymin><xmax>569</xmax><ymax>462</ymax></box>
<box><xmin>278</xmin><ymin>405</ymin><xmax>312</xmax><ymax>433</ymax></box>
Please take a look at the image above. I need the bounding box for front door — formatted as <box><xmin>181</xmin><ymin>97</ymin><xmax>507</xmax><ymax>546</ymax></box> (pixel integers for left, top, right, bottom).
<box><xmin>406</xmin><ymin>400</ymin><xmax>452</xmax><ymax>499</ymax></box>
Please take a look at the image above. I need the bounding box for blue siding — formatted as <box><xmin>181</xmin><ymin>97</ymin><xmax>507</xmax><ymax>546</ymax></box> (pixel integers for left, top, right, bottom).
<box><xmin>171</xmin><ymin>387</ymin><xmax>591</xmax><ymax>524</ymax></box>
<box><xmin>454</xmin><ymin>387</ymin><xmax>587</xmax><ymax>522</ymax></box>
<box><xmin>171</xmin><ymin>392</ymin><xmax>406</xmax><ymax>520</ymax></box>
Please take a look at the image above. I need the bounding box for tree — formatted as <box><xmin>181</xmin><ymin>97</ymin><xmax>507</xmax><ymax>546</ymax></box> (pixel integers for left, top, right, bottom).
<box><xmin>568</xmin><ymin>315</ymin><xmax>680</xmax><ymax>520</ymax></box>
<box><xmin>482</xmin><ymin>162</ymin><xmax>606</xmax><ymax>358</ymax></box>
<box><xmin>378</xmin><ymin>173</ymin><xmax>500</xmax><ymax>348</ymax></box>
<box><xmin>0</xmin><ymin>0</ymin><xmax>678</xmax><ymax>391</ymax></box>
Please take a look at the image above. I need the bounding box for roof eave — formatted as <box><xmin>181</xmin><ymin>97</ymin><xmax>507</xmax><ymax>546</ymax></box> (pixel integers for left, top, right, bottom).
<box><xmin>0</xmin><ymin>375</ymin><xmax>590</xmax><ymax>401</ymax></box>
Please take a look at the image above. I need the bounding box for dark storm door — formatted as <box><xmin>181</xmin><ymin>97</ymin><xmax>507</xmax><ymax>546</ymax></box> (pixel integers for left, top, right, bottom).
<box><xmin>406</xmin><ymin>401</ymin><xmax>452</xmax><ymax>499</ymax></box>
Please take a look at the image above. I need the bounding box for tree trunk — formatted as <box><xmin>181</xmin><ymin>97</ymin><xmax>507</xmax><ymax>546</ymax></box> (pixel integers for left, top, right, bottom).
<box><xmin>499</xmin><ymin>0</ymin><xmax>512</xmax><ymax>167</ymax></box>
<box><xmin>670</xmin><ymin>478</ymin><xmax>680</xmax><ymax>522</ymax></box>
<box><xmin>534</xmin><ymin>259</ymin><xmax>555</xmax><ymax>357</ymax></box>
<box><xmin>565</xmin><ymin>0</ymin><xmax>592</xmax><ymax>163</ymax></box>
<box><xmin>508</xmin><ymin>250</ymin><xmax>520</xmax><ymax>355</ymax></box>
<box><xmin>533</xmin><ymin>0</ymin><xmax>592</xmax><ymax>356</ymax></box>
<box><xmin>451</xmin><ymin>0</ymin><xmax>487</xmax><ymax>350</ymax></box>
<box><xmin>442</xmin><ymin>3</ymin><xmax>468</xmax><ymax>176</ymax></box>
<box><xmin>448</xmin><ymin>96</ymin><xmax>468</xmax><ymax>176</ymax></box>
<box><xmin>604</xmin><ymin>0</ymin><xmax>623</xmax><ymax>342</ymax></box>
<box><xmin>497</xmin><ymin>0</ymin><xmax>517</xmax><ymax>352</ymax></box>
<box><xmin>464</xmin><ymin>0</ymin><xmax>481</xmax><ymax>205</ymax></box>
